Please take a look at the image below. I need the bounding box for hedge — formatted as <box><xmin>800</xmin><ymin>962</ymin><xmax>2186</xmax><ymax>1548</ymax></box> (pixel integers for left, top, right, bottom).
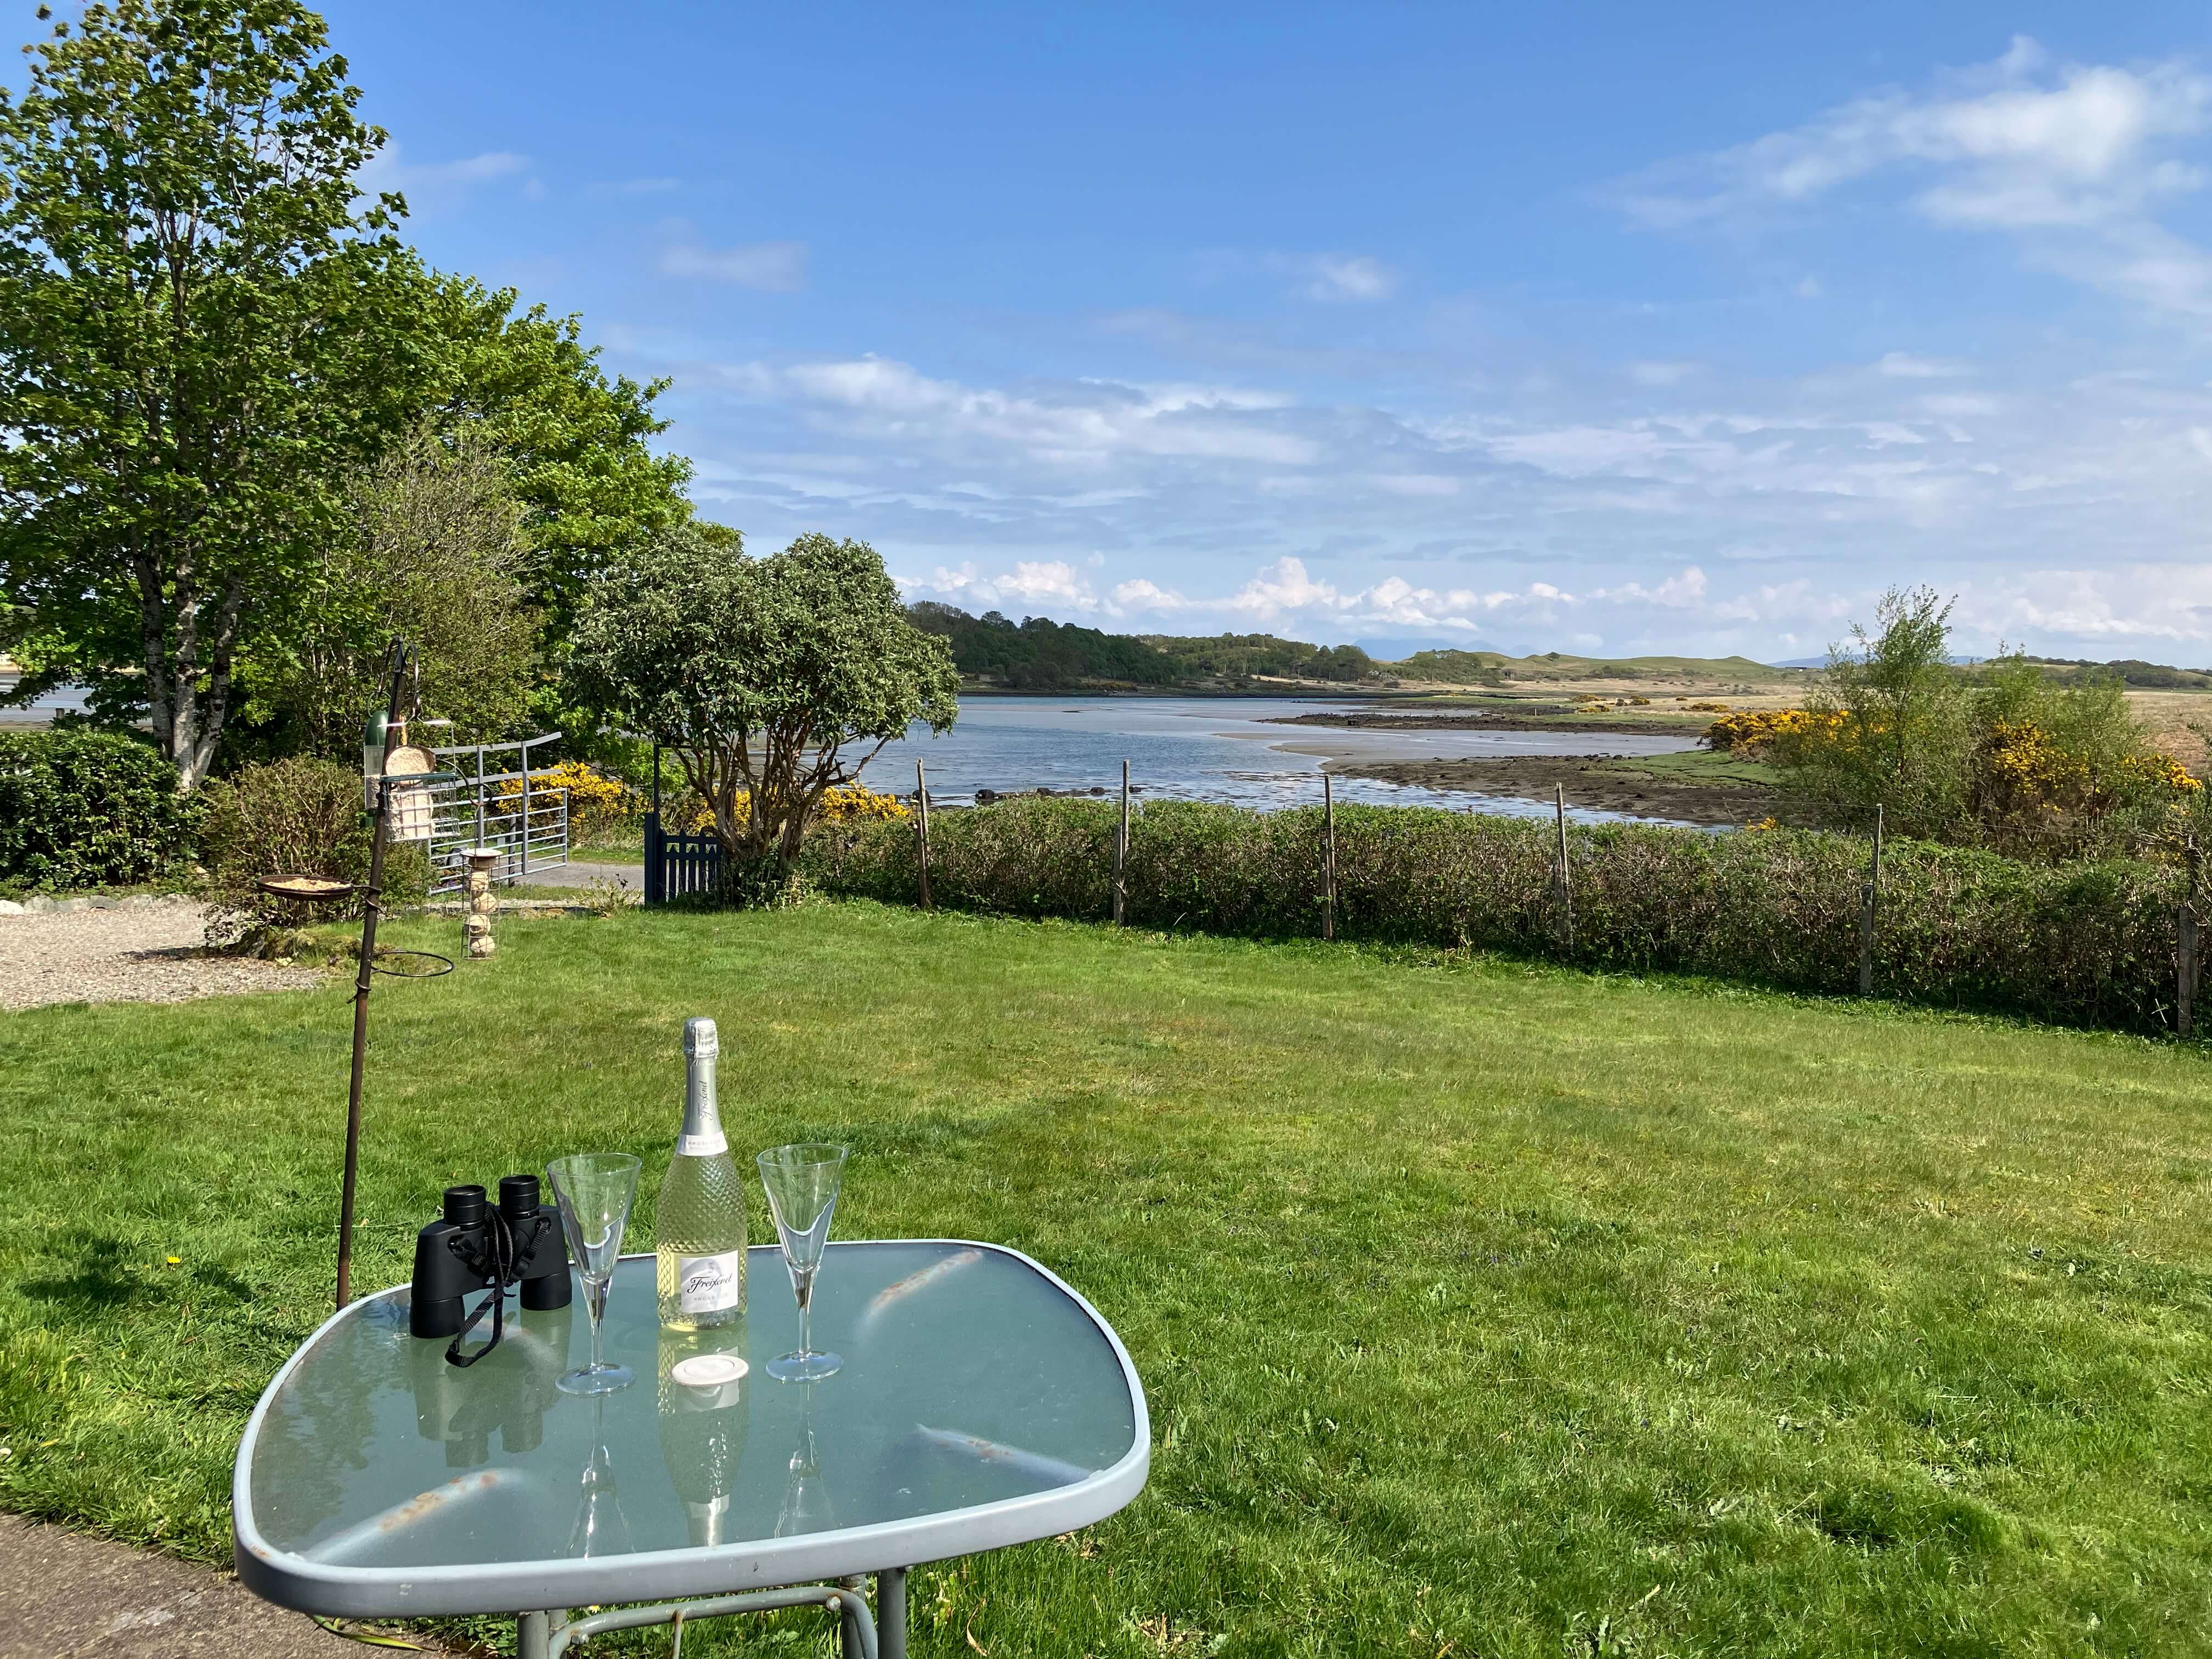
<box><xmin>0</xmin><ymin>729</ymin><xmax>197</xmax><ymax>889</ymax></box>
<box><xmin>803</xmin><ymin>796</ymin><xmax>2197</xmax><ymax>1035</ymax></box>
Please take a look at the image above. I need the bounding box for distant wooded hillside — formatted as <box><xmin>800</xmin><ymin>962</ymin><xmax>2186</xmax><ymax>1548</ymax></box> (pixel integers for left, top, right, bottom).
<box><xmin>907</xmin><ymin>604</ymin><xmax>1180</xmax><ymax>687</ymax></box>
<box><xmin>1138</xmin><ymin>633</ymin><xmax>1375</xmax><ymax>682</ymax></box>
<box><xmin>909</xmin><ymin>604</ymin><xmax>1379</xmax><ymax>688</ymax></box>
<box><xmin>1390</xmin><ymin>648</ymin><xmax>1797</xmax><ymax>686</ymax></box>
<box><xmin>2022</xmin><ymin>657</ymin><xmax>2212</xmax><ymax>690</ymax></box>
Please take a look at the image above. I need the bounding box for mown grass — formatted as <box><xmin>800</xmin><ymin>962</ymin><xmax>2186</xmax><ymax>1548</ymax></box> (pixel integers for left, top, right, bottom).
<box><xmin>2</xmin><ymin>901</ymin><xmax>2210</xmax><ymax>1657</ymax></box>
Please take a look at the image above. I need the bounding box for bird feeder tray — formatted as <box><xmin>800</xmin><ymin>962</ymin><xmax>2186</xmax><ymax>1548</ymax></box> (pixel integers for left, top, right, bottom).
<box><xmin>255</xmin><ymin>874</ymin><xmax>359</xmax><ymax>901</ymax></box>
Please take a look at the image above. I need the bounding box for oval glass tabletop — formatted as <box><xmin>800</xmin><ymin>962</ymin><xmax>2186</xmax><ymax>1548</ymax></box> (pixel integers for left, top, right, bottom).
<box><xmin>234</xmin><ymin>1242</ymin><xmax>1148</xmax><ymax>1616</ymax></box>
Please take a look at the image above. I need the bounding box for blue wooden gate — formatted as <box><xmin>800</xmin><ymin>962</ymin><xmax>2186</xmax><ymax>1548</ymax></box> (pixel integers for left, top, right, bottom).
<box><xmin>643</xmin><ymin>813</ymin><xmax>724</xmax><ymax>904</ymax></box>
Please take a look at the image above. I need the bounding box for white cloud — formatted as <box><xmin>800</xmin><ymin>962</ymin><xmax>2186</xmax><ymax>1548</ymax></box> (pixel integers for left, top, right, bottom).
<box><xmin>357</xmin><ymin>143</ymin><xmax>528</xmax><ymax>214</ymax></box>
<box><xmin>1877</xmin><ymin>352</ymin><xmax>1972</xmax><ymax>377</ymax></box>
<box><xmin>1263</xmin><ymin>252</ymin><xmax>1401</xmax><ymax>302</ymax></box>
<box><xmin>739</xmin><ymin>355</ymin><xmax>1321</xmax><ymax>467</ymax></box>
<box><xmin>1612</xmin><ymin>39</ymin><xmax>2212</xmax><ymax>322</ymax></box>
<box><xmin>661</xmin><ymin>240</ymin><xmax>810</xmax><ymax>291</ymax></box>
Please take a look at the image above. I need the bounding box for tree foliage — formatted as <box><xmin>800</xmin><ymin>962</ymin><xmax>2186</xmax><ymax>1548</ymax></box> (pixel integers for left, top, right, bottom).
<box><xmin>907</xmin><ymin>602</ymin><xmax>1180</xmax><ymax>687</ymax></box>
<box><xmin>423</xmin><ymin>275</ymin><xmax>692</xmax><ymax>629</ymax></box>
<box><xmin>572</xmin><ymin>530</ymin><xmax>958</xmax><ymax>885</ymax></box>
<box><xmin>1770</xmin><ymin>589</ymin><xmax>2199</xmax><ymax>857</ymax></box>
<box><xmin>0</xmin><ymin>0</ymin><xmax>442</xmax><ymax>788</ymax></box>
<box><xmin>236</xmin><ymin>424</ymin><xmax>539</xmax><ymax>760</ymax></box>
<box><xmin>1143</xmin><ymin>632</ymin><xmax>1376</xmax><ymax>684</ymax></box>
<box><xmin>1783</xmin><ymin>586</ymin><xmax>1970</xmax><ymax>836</ymax></box>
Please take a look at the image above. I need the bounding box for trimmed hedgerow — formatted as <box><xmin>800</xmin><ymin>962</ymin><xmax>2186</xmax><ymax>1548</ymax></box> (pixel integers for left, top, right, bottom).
<box><xmin>803</xmin><ymin>797</ymin><xmax>2195</xmax><ymax>1034</ymax></box>
<box><xmin>0</xmin><ymin>730</ymin><xmax>198</xmax><ymax>890</ymax></box>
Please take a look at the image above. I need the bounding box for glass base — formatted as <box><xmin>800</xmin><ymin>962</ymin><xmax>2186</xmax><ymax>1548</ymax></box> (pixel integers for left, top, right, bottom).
<box><xmin>557</xmin><ymin>1363</ymin><xmax>635</xmax><ymax>1396</ymax></box>
<box><xmin>766</xmin><ymin>1348</ymin><xmax>842</xmax><ymax>1383</ymax></box>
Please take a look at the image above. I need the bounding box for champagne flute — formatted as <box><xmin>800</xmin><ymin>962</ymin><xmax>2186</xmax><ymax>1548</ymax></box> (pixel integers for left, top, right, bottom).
<box><xmin>546</xmin><ymin>1152</ymin><xmax>642</xmax><ymax>1395</ymax></box>
<box><xmin>757</xmin><ymin>1144</ymin><xmax>848</xmax><ymax>1383</ymax></box>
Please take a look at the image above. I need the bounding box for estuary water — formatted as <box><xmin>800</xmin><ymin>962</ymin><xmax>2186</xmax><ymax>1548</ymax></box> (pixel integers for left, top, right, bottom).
<box><xmin>850</xmin><ymin>695</ymin><xmax>1698</xmax><ymax>825</ymax></box>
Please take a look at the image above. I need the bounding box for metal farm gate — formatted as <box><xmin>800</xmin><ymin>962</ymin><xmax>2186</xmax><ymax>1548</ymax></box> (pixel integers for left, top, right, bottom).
<box><xmin>425</xmin><ymin>733</ymin><xmax>571</xmax><ymax>896</ymax></box>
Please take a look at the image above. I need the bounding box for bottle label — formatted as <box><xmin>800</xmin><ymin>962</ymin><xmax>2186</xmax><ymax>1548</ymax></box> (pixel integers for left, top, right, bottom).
<box><xmin>675</xmin><ymin>1131</ymin><xmax>729</xmax><ymax>1156</ymax></box>
<box><xmin>676</xmin><ymin>1250</ymin><xmax>745</xmax><ymax>1314</ymax></box>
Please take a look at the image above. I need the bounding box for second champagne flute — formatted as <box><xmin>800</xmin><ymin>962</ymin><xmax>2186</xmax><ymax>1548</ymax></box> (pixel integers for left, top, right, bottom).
<box><xmin>756</xmin><ymin>1143</ymin><xmax>848</xmax><ymax>1383</ymax></box>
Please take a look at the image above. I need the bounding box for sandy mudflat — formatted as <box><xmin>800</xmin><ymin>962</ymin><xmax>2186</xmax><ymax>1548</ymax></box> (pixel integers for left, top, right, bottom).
<box><xmin>1329</xmin><ymin>753</ymin><xmax>1785</xmax><ymax>827</ymax></box>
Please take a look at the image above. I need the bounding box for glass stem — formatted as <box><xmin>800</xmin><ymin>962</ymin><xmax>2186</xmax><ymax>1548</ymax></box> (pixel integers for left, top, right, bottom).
<box><xmin>587</xmin><ymin>1276</ymin><xmax>608</xmax><ymax>1372</ymax></box>
<box><xmin>796</xmin><ymin>1273</ymin><xmax>813</xmax><ymax>1356</ymax></box>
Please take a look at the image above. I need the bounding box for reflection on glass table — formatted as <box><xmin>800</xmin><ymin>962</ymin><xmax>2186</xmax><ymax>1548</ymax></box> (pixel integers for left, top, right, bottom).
<box><xmin>236</xmin><ymin>1242</ymin><xmax>1149</xmax><ymax>1659</ymax></box>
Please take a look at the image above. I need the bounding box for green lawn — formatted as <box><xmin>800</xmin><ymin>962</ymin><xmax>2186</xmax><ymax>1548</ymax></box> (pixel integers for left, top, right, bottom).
<box><xmin>2</xmin><ymin>902</ymin><xmax>2209</xmax><ymax>1656</ymax></box>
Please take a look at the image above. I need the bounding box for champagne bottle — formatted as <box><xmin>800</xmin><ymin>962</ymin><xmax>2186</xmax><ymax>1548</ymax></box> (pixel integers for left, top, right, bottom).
<box><xmin>656</xmin><ymin>1017</ymin><xmax>748</xmax><ymax>1328</ymax></box>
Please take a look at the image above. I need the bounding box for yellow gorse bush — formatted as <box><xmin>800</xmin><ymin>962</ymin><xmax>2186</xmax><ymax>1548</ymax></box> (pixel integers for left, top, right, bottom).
<box><xmin>2123</xmin><ymin>751</ymin><xmax>2203</xmax><ymax>793</ymax></box>
<box><xmin>676</xmin><ymin>783</ymin><xmax>911</xmax><ymax>834</ymax></box>
<box><xmin>495</xmin><ymin>761</ymin><xmax>645</xmax><ymax>833</ymax></box>
<box><xmin>1702</xmin><ymin>708</ymin><xmax>1845</xmax><ymax>756</ymax></box>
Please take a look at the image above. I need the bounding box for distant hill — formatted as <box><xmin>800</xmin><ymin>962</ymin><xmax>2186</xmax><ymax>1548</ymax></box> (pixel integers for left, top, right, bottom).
<box><xmin>909</xmin><ymin>603</ymin><xmax>1809</xmax><ymax>691</ymax></box>
<box><xmin>2022</xmin><ymin>656</ymin><xmax>2212</xmax><ymax>690</ymax></box>
<box><xmin>1774</xmin><ymin>652</ymin><xmax>2210</xmax><ymax>687</ymax></box>
<box><xmin>1390</xmin><ymin>648</ymin><xmax>1798</xmax><ymax>686</ymax></box>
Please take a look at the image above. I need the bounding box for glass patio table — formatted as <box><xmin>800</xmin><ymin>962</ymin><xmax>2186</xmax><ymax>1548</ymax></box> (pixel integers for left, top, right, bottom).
<box><xmin>234</xmin><ymin>1242</ymin><xmax>1149</xmax><ymax>1659</ymax></box>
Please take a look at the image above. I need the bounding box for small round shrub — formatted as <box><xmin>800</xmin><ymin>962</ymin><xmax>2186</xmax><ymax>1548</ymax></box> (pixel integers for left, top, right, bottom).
<box><xmin>197</xmin><ymin>757</ymin><xmax>428</xmax><ymax>950</ymax></box>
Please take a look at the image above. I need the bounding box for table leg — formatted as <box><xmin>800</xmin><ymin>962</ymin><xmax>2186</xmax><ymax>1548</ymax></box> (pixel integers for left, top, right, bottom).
<box><xmin>877</xmin><ymin>1567</ymin><xmax>907</xmax><ymax>1659</ymax></box>
<box><xmin>517</xmin><ymin>1611</ymin><xmax>551</xmax><ymax>1659</ymax></box>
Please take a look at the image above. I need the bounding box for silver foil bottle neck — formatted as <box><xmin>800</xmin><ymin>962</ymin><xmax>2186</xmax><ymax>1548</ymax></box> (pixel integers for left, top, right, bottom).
<box><xmin>680</xmin><ymin>1017</ymin><xmax>725</xmax><ymax>1150</ymax></box>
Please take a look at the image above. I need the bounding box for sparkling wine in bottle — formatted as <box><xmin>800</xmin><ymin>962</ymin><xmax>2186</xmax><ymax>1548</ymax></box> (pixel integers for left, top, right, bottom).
<box><xmin>656</xmin><ymin>1017</ymin><xmax>748</xmax><ymax>1328</ymax></box>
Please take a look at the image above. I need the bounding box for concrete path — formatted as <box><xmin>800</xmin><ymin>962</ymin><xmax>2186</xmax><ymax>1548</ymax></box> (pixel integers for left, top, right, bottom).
<box><xmin>0</xmin><ymin>1514</ymin><xmax>441</xmax><ymax>1658</ymax></box>
<box><xmin>506</xmin><ymin>858</ymin><xmax>640</xmax><ymax>889</ymax></box>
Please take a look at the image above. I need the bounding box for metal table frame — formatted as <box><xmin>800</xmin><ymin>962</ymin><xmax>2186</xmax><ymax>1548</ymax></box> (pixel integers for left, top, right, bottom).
<box><xmin>233</xmin><ymin>1241</ymin><xmax>1149</xmax><ymax>1659</ymax></box>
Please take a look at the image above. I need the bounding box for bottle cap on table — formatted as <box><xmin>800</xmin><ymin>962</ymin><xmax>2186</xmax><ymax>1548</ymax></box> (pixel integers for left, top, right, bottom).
<box><xmin>670</xmin><ymin>1353</ymin><xmax>748</xmax><ymax>1388</ymax></box>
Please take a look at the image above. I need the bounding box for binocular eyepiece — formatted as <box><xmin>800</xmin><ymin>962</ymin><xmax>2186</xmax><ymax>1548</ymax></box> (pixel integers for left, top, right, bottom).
<box><xmin>409</xmin><ymin>1173</ymin><xmax>572</xmax><ymax>1340</ymax></box>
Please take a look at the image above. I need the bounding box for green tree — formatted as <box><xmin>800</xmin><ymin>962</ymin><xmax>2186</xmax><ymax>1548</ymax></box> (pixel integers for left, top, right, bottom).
<box><xmin>1784</xmin><ymin>585</ymin><xmax>1970</xmax><ymax>836</ymax></box>
<box><xmin>571</xmin><ymin>529</ymin><xmax>958</xmax><ymax>890</ymax></box>
<box><xmin>0</xmin><ymin>0</ymin><xmax>444</xmax><ymax>788</ymax></box>
<box><xmin>425</xmin><ymin>275</ymin><xmax>693</xmax><ymax>628</ymax></box>
<box><xmin>240</xmin><ymin>424</ymin><xmax>539</xmax><ymax>760</ymax></box>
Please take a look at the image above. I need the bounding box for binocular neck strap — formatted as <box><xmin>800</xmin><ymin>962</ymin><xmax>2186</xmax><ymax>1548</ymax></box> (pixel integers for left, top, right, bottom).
<box><xmin>444</xmin><ymin>1212</ymin><xmax>518</xmax><ymax>1369</ymax></box>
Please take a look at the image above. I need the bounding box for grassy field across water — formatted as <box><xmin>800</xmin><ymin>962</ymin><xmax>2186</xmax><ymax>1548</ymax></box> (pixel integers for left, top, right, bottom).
<box><xmin>1</xmin><ymin>902</ymin><xmax>2208</xmax><ymax>1656</ymax></box>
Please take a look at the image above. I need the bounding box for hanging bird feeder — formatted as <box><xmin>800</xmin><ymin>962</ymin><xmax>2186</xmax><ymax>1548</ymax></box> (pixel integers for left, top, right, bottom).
<box><xmin>363</xmin><ymin>709</ymin><xmax>442</xmax><ymax>842</ymax></box>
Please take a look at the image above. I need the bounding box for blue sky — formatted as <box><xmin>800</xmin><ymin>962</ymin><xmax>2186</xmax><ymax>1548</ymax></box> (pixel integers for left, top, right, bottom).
<box><xmin>212</xmin><ymin>7</ymin><xmax>2212</xmax><ymax>657</ymax></box>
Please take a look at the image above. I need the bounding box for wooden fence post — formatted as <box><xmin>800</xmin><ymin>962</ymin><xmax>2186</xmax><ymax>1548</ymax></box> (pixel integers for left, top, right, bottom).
<box><xmin>1859</xmin><ymin>804</ymin><xmax>1884</xmax><ymax>997</ymax></box>
<box><xmin>1554</xmin><ymin>784</ymin><xmax>1573</xmax><ymax>953</ymax></box>
<box><xmin>2182</xmin><ymin>838</ymin><xmax>2202</xmax><ymax>1040</ymax></box>
<box><xmin>1114</xmin><ymin>760</ymin><xmax>1129</xmax><ymax>926</ymax></box>
<box><xmin>2181</xmin><ymin>903</ymin><xmax>2199</xmax><ymax>1040</ymax></box>
<box><xmin>1322</xmin><ymin>770</ymin><xmax>1337</xmax><ymax>942</ymax></box>
<box><xmin>915</xmin><ymin>760</ymin><xmax>932</xmax><ymax>910</ymax></box>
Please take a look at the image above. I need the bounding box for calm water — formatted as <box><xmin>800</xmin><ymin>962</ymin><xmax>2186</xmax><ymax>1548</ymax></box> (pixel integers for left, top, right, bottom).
<box><xmin>851</xmin><ymin>696</ymin><xmax>1697</xmax><ymax>825</ymax></box>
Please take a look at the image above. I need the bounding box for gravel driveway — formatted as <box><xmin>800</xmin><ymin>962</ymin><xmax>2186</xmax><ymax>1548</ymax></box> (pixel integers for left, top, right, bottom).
<box><xmin>0</xmin><ymin>898</ymin><xmax>328</xmax><ymax>1012</ymax></box>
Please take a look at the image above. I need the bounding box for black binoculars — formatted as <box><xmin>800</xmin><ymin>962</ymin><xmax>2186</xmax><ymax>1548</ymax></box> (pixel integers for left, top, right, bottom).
<box><xmin>409</xmin><ymin>1175</ymin><xmax>572</xmax><ymax>1340</ymax></box>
